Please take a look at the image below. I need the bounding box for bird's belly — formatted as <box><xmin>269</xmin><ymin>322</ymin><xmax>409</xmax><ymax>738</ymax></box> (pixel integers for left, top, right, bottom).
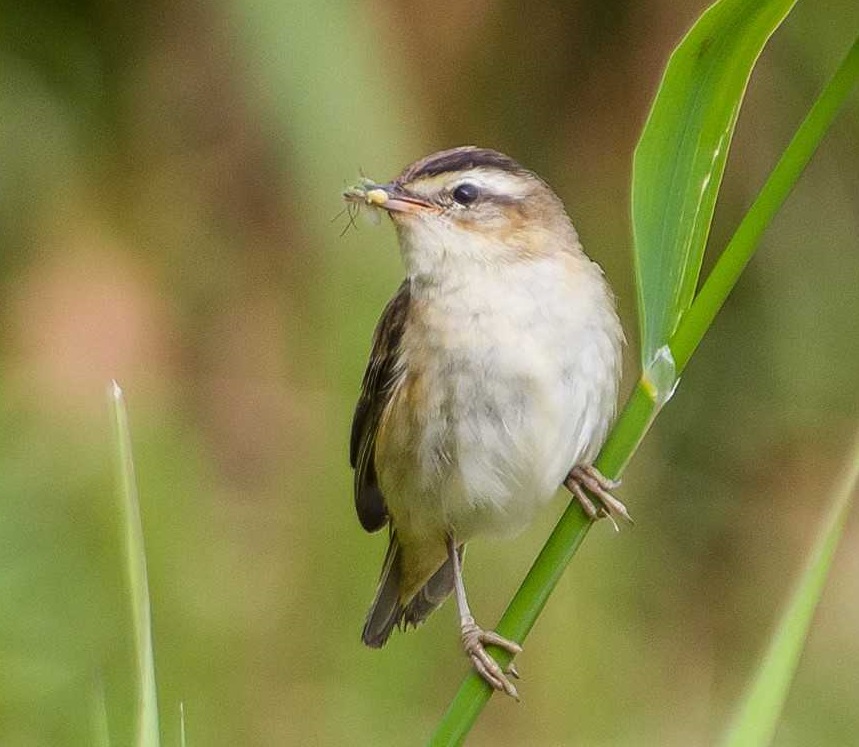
<box><xmin>377</xmin><ymin>337</ymin><xmax>613</xmax><ymax>543</ymax></box>
<box><xmin>437</xmin><ymin>372</ymin><xmax>579</xmax><ymax>538</ymax></box>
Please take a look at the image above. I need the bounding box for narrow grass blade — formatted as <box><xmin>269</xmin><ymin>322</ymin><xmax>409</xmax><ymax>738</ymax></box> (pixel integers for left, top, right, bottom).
<box><xmin>180</xmin><ymin>702</ymin><xmax>187</xmax><ymax>747</ymax></box>
<box><xmin>720</xmin><ymin>425</ymin><xmax>859</xmax><ymax>747</ymax></box>
<box><xmin>109</xmin><ymin>381</ymin><xmax>160</xmax><ymax>747</ymax></box>
<box><xmin>632</xmin><ymin>0</ymin><xmax>797</xmax><ymax>368</ymax></box>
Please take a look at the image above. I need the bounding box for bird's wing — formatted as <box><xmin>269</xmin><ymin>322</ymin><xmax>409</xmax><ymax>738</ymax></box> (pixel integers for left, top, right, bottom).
<box><xmin>350</xmin><ymin>280</ymin><xmax>410</xmax><ymax>532</ymax></box>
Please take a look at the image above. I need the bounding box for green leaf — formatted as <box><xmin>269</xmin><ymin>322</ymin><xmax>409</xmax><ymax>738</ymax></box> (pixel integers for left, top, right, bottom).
<box><xmin>720</xmin><ymin>426</ymin><xmax>859</xmax><ymax>747</ymax></box>
<box><xmin>110</xmin><ymin>382</ymin><xmax>160</xmax><ymax>747</ymax></box>
<box><xmin>632</xmin><ymin>0</ymin><xmax>797</xmax><ymax>368</ymax></box>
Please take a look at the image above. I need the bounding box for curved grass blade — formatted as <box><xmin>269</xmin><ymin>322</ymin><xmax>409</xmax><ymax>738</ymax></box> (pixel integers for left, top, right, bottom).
<box><xmin>109</xmin><ymin>381</ymin><xmax>161</xmax><ymax>747</ymax></box>
<box><xmin>632</xmin><ymin>0</ymin><xmax>797</xmax><ymax>369</ymax></box>
<box><xmin>720</xmin><ymin>424</ymin><xmax>859</xmax><ymax>747</ymax></box>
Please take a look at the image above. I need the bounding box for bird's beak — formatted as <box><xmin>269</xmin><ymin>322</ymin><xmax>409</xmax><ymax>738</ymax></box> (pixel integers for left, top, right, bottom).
<box><xmin>362</xmin><ymin>183</ymin><xmax>434</xmax><ymax>214</ymax></box>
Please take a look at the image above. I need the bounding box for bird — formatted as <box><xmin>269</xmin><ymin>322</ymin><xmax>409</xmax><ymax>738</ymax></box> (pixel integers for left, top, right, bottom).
<box><xmin>346</xmin><ymin>146</ymin><xmax>627</xmax><ymax>699</ymax></box>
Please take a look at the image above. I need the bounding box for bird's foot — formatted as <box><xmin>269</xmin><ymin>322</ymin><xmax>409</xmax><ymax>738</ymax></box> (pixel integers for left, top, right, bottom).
<box><xmin>565</xmin><ymin>465</ymin><xmax>632</xmax><ymax>530</ymax></box>
<box><xmin>460</xmin><ymin>615</ymin><xmax>522</xmax><ymax>700</ymax></box>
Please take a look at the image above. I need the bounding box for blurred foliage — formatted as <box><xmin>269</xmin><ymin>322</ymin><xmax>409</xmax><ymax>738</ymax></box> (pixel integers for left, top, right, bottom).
<box><xmin>0</xmin><ymin>0</ymin><xmax>857</xmax><ymax>745</ymax></box>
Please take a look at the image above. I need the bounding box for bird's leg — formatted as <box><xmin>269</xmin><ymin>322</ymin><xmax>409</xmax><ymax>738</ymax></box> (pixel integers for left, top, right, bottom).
<box><xmin>447</xmin><ymin>535</ymin><xmax>522</xmax><ymax>700</ymax></box>
<box><xmin>564</xmin><ymin>464</ymin><xmax>633</xmax><ymax>530</ymax></box>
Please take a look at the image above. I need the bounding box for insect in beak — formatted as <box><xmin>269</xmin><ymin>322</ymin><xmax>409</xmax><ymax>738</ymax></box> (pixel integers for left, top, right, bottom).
<box><xmin>343</xmin><ymin>181</ymin><xmax>434</xmax><ymax>215</ymax></box>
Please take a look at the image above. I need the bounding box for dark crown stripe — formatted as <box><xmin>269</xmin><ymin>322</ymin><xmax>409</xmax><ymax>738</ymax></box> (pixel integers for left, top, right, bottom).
<box><xmin>399</xmin><ymin>147</ymin><xmax>526</xmax><ymax>183</ymax></box>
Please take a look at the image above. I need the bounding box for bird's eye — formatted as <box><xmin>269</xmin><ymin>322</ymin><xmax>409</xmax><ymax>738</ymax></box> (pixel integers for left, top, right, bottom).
<box><xmin>452</xmin><ymin>183</ymin><xmax>479</xmax><ymax>206</ymax></box>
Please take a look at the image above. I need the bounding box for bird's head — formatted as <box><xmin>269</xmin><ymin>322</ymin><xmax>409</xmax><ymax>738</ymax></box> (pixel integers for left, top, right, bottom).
<box><xmin>345</xmin><ymin>146</ymin><xmax>582</xmax><ymax>279</ymax></box>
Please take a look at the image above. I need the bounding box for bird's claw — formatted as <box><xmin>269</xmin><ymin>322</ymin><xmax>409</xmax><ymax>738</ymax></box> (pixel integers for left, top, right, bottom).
<box><xmin>565</xmin><ymin>465</ymin><xmax>632</xmax><ymax>528</ymax></box>
<box><xmin>461</xmin><ymin>616</ymin><xmax>522</xmax><ymax>700</ymax></box>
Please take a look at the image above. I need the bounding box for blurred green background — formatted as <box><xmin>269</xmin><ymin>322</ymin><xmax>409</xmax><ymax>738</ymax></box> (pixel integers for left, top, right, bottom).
<box><xmin>1</xmin><ymin>0</ymin><xmax>857</xmax><ymax>744</ymax></box>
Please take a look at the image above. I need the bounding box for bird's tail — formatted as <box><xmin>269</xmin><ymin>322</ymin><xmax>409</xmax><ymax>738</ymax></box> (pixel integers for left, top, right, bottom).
<box><xmin>361</xmin><ymin>533</ymin><xmax>462</xmax><ymax>648</ymax></box>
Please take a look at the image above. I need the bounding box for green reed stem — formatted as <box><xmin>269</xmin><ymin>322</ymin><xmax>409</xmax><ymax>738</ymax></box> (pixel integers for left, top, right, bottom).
<box><xmin>430</xmin><ymin>34</ymin><xmax>859</xmax><ymax>747</ymax></box>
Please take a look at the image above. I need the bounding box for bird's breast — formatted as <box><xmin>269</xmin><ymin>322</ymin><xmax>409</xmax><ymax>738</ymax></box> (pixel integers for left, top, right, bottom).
<box><xmin>376</xmin><ymin>257</ymin><xmax>622</xmax><ymax>541</ymax></box>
